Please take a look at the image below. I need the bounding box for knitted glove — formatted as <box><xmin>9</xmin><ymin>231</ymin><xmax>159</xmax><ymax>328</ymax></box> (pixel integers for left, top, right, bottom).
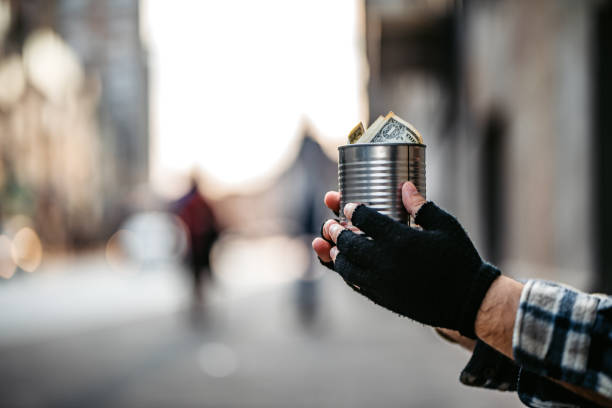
<box><xmin>322</xmin><ymin>202</ymin><xmax>500</xmax><ymax>339</ymax></box>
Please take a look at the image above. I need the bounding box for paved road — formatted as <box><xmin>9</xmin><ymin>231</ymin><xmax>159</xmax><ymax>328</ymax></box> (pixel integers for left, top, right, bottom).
<box><xmin>0</xmin><ymin>252</ymin><xmax>522</xmax><ymax>408</ymax></box>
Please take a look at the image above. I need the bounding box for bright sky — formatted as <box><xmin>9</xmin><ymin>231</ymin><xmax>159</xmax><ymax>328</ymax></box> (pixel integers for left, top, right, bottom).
<box><xmin>142</xmin><ymin>0</ymin><xmax>367</xmax><ymax>198</ymax></box>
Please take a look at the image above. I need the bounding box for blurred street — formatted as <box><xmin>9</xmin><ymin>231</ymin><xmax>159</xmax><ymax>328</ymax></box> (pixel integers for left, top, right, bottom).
<box><xmin>1</xmin><ymin>0</ymin><xmax>609</xmax><ymax>406</ymax></box>
<box><xmin>0</xmin><ymin>253</ymin><xmax>520</xmax><ymax>408</ymax></box>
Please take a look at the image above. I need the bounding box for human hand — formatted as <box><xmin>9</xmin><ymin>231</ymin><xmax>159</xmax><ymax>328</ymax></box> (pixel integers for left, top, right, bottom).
<box><xmin>313</xmin><ymin>182</ymin><xmax>500</xmax><ymax>339</ymax></box>
<box><xmin>311</xmin><ymin>191</ymin><xmax>341</xmax><ymax>265</ymax></box>
<box><xmin>435</xmin><ymin>328</ymin><xmax>477</xmax><ymax>352</ymax></box>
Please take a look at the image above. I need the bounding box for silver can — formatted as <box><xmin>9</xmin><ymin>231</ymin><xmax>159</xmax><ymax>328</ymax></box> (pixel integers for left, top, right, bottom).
<box><xmin>338</xmin><ymin>143</ymin><xmax>426</xmax><ymax>224</ymax></box>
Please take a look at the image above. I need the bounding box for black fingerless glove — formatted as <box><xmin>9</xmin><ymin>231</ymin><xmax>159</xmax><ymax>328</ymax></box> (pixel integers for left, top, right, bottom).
<box><xmin>322</xmin><ymin>202</ymin><xmax>500</xmax><ymax>339</ymax></box>
<box><xmin>318</xmin><ymin>220</ymin><xmax>337</xmax><ymax>269</ymax></box>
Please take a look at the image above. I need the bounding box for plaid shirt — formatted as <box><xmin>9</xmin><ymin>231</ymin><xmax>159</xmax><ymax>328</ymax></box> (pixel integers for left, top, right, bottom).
<box><xmin>460</xmin><ymin>279</ymin><xmax>612</xmax><ymax>407</ymax></box>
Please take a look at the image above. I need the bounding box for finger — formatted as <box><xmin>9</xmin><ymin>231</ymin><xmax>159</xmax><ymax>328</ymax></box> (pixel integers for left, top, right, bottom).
<box><xmin>333</xmin><ymin>253</ymin><xmax>390</xmax><ymax>303</ymax></box>
<box><xmin>435</xmin><ymin>328</ymin><xmax>460</xmax><ymax>344</ymax></box>
<box><xmin>401</xmin><ymin>181</ymin><xmax>459</xmax><ymax>233</ymax></box>
<box><xmin>324</xmin><ymin>191</ymin><xmax>341</xmax><ymax>216</ymax></box>
<box><xmin>345</xmin><ymin>224</ymin><xmax>366</xmax><ymax>238</ymax></box>
<box><xmin>339</xmin><ymin>221</ymin><xmax>362</xmax><ymax>234</ymax></box>
<box><xmin>435</xmin><ymin>328</ymin><xmax>477</xmax><ymax>352</ymax></box>
<box><xmin>312</xmin><ymin>238</ymin><xmax>332</xmax><ymax>263</ymax></box>
<box><xmin>321</xmin><ymin>219</ymin><xmax>338</xmax><ymax>241</ymax></box>
<box><xmin>336</xmin><ymin>229</ymin><xmax>383</xmax><ymax>269</ymax></box>
<box><xmin>344</xmin><ymin>203</ymin><xmax>410</xmax><ymax>242</ymax></box>
<box><xmin>330</xmin><ymin>246</ymin><xmax>339</xmax><ymax>262</ymax></box>
<box><xmin>402</xmin><ymin>181</ymin><xmax>427</xmax><ymax>217</ymax></box>
<box><xmin>326</xmin><ymin>221</ymin><xmax>346</xmax><ymax>244</ymax></box>
<box><xmin>346</xmin><ymin>224</ymin><xmax>361</xmax><ymax>233</ymax></box>
<box><xmin>334</xmin><ymin>252</ymin><xmax>373</xmax><ymax>289</ymax></box>
<box><xmin>318</xmin><ymin>257</ymin><xmax>334</xmax><ymax>270</ymax></box>
<box><xmin>320</xmin><ymin>219</ymin><xmax>338</xmax><ymax>245</ymax></box>
<box><xmin>413</xmin><ymin>201</ymin><xmax>461</xmax><ymax>233</ymax></box>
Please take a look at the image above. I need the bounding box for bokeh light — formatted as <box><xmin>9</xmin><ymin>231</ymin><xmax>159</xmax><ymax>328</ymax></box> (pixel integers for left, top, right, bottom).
<box><xmin>10</xmin><ymin>227</ymin><xmax>43</xmax><ymax>273</ymax></box>
<box><xmin>119</xmin><ymin>212</ymin><xmax>188</xmax><ymax>267</ymax></box>
<box><xmin>23</xmin><ymin>28</ymin><xmax>83</xmax><ymax>104</ymax></box>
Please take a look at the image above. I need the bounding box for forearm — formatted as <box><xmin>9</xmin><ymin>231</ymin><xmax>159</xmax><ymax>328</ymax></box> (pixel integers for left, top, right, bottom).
<box><xmin>474</xmin><ymin>277</ymin><xmax>612</xmax><ymax>406</ymax></box>
<box><xmin>474</xmin><ymin>276</ymin><xmax>522</xmax><ymax>359</ymax></box>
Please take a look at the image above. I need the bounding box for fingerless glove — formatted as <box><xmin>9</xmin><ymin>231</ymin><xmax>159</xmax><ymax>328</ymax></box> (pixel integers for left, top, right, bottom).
<box><xmin>320</xmin><ymin>202</ymin><xmax>500</xmax><ymax>339</ymax></box>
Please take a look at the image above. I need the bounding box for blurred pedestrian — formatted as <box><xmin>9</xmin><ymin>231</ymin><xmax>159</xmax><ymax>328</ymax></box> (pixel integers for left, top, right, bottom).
<box><xmin>313</xmin><ymin>181</ymin><xmax>612</xmax><ymax>407</ymax></box>
<box><xmin>280</xmin><ymin>135</ymin><xmax>336</xmax><ymax>327</ymax></box>
<box><xmin>173</xmin><ymin>177</ymin><xmax>219</xmax><ymax>308</ymax></box>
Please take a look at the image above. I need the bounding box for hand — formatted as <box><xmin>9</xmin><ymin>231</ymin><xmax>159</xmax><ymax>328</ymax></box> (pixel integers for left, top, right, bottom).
<box><xmin>312</xmin><ymin>182</ymin><xmax>500</xmax><ymax>338</ymax></box>
<box><xmin>311</xmin><ymin>191</ymin><xmax>342</xmax><ymax>264</ymax></box>
<box><xmin>435</xmin><ymin>328</ymin><xmax>476</xmax><ymax>352</ymax></box>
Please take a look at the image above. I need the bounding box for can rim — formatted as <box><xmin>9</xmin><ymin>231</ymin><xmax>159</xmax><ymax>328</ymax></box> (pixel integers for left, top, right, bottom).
<box><xmin>338</xmin><ymin>142</ymin><xmax>426</xmax><ymax>150</ymax></box>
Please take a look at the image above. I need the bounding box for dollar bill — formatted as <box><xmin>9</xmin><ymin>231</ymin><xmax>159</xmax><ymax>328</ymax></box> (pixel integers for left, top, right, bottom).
<box><xmin>366</xmin><ymin>112</ymin><xmax>422</xmax><ymax>144</ymax></box>
<box><xmin>347</xmin><ymin>122</ymin><xmax>365</xmax><ymax>144</ymax></box>
<box><xmin>383</xmin><ymin>111</ymin><xmax>423</xmax><ymax>144</ymax></box>
<box><xmin>365</xmin><ymin>115</ymin><xmax>385</xmax><ymax>140</ymax></box>
<box><xmin>353</xmin><ymin>115</ymin><xmax>384</xmax><ymax>144</ymax></box>
<box><xmin>370</xmin><ymin>118</ymin><xmax>418</xmax><ymax>143</ymax></box>
<box><xmin>350</xmin><ymin>112</ymin><xmax>423</xmax><ymax>144</ymax></box>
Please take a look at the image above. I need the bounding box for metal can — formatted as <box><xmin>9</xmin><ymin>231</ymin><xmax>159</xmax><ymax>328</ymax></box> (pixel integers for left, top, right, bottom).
<box><xmin>338</xmin><ymin>143</ymin><xmax>426</xmax><ymax>224</ymax></box>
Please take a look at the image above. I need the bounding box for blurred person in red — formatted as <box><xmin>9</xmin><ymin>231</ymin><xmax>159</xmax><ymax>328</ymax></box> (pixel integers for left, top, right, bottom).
<box><xmin>173</xmin><ymin>176</ymin><xmax>219</xmax><ymax>308</ymax></box>
<box><xmin>313</xmin><ymin>182</ymin><xmax>612</xmax><ymax>408</ymax></box>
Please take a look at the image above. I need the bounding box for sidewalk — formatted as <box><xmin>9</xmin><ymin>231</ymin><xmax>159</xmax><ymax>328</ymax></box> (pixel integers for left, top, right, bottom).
<box><xmin>0</xmin><ymin>250</ymin><xmax>522</xmax><ymax>407</ymax></box>
<box><xmin>0</xmin><ymin>252</ymin><xmax>188</xmax><ymax>345</ymax></box>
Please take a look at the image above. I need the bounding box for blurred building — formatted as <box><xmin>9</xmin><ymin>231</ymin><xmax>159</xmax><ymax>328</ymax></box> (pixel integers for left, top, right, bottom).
<box><xmin>0</xmin><ymin>0</ymin><xmax>148</xmax><ymax>249</ymax></box>
<box><xmin>365</xmin><ymin>0</ymin><xmax>611</xmax><ymax>292</ymax></box>
<box><xmin>56</xmin><ymin>0</ymin><xmax>149</xmax><ymax>191</ymax></box>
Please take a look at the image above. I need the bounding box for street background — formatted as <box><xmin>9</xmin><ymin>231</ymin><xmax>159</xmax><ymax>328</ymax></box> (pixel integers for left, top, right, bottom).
<box><xmin>0</xmin><ymin>252</ymin><xmax>519</xmax><ymax>408</ymax></box>
<box><xmin>1</xmin><ymin>0</ymin><xmax>611</xmax><ymax>407</ymax></box>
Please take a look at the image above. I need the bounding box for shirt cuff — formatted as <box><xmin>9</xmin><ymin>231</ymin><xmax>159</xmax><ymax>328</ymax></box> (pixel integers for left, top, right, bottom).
<box><xmin>460</xmin><ymin>338</ymin><xmax>601</xmax><ymax>407</ymax></box>
<box><xmin>512</xmin><ymin>279</ymin><xmax>609</xmax><ymax>396</ymax></box>
<box><xmin>517</xmin><ymin>369</ymin><xmax>602</xmax><ymax>408</ymax></box>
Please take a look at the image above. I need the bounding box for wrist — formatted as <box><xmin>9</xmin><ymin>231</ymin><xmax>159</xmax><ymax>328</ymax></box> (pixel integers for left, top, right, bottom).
<box><xmin>458</xmin><ymin>263</ymin><xmax>501</xmax><ymax>339</ymax></box>
<box><xmin>474</xmin><ymin>275</ymin><xmax>524</xmax><ymax>359</ymax></box>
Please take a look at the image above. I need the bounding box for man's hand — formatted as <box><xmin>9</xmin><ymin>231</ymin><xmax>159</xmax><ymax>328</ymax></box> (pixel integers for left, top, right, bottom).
<box><xmin>312</xmin><ymin>182</ymin><xmax>500</xmax><ymax>339</ymax></box>
<box><xmin>312</xmin><ymin>184</ymin><xmax>612</xmax><ymax>407</ymax></box>
<box><xmin>435</xmin><ymin>328</ymin><xmax>477</xmax><ymax>352</ymax></box>
<box><xmin>311</xmin><ymin>191</ymin><xmax>342</xmax><ymax>264</ymax></box>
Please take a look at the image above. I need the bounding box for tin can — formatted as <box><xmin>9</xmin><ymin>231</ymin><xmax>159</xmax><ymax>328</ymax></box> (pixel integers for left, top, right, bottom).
<box><xmin>338</xmin><ymin>143</ymin><xmax>426</xmax><ymax>224</ymax></box>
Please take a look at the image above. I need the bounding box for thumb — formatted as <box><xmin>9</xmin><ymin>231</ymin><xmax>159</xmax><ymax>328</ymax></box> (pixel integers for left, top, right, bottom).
<box><xmin>402</xmin><ymin>181</ymin><xmax>426</xmax><ymax>217</ymax></box>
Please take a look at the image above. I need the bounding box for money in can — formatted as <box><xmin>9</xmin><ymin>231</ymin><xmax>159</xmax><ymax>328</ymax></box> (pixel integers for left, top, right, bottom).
<box><xmin>338</xmin><ymin>143</ymin><xmax>426</xmax><ymax>225</ymax></box>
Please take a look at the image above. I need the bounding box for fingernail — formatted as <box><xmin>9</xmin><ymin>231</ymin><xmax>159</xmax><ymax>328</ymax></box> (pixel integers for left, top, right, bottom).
<box><xmin>402</xmin><ymin>181</ymin><xmax>425</xmax><ymax>216</ymax></box>
<box><xmin>330</xmin><ymin>247</ymin><xmax>339</xmax><ymax>261</ymax></box>
<box><xmin>403</xmin><ymin>181</ymin><xmax>417</xmax><ymax>196</ymax></box>
<box><xmin>344</xmin><ymin>203</ymin><xmax>358</xmax><ymax>219</ymax></box>
<box><xmin>329</xmin><ymin>223</ymin><xmax>342</xmax><ymax>241</ymax></box>
<box><xmin>322</xmin><ymin>219</ymin><xmax>335</xmax><ymax>239</ymax></box>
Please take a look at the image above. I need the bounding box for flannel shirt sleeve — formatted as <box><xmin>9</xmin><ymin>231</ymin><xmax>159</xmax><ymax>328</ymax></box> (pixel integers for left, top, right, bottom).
<box><xmin>459</xmin><ymin>340</ymin><xmax>600</xmax><ymax>407</ymax></box>
<box><xmin>513</xmin><ymin>279</ymin><xmax>612</xmax><ymax>403</ymax></box>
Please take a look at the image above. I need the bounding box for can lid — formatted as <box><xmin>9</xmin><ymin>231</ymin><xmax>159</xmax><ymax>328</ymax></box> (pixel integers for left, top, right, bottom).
<box><xmin>338</xmin><ymin>142</ymin><xmax>426</xmax><ymax>150</ymax></box>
